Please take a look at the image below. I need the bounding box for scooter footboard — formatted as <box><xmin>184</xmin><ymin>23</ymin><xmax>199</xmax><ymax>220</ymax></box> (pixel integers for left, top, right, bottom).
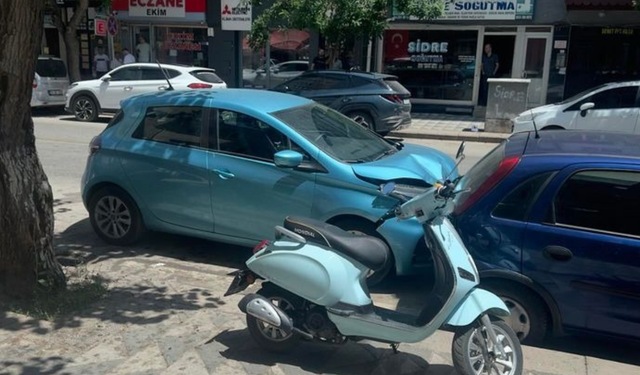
<box><xmin>445</xmin><ymin>288</ymin><xmax>509</xmax><ymax>327</ymax></box>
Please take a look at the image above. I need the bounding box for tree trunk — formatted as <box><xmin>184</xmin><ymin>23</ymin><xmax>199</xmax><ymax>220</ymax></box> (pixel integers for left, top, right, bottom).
<box><xmin>64</xmin><ymin>30</ymin><xmax>82</xmax><ymax>83</ymax></box>
<box><xmin>0</xmin><ymin>0</ymin><xmax>67</xmax><ymax>297</ymax></box>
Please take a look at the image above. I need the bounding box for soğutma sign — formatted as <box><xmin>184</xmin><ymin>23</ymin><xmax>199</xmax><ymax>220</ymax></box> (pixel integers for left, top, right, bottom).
<box><xmin>393</xmin><ymin>0</ymin><xmax>535</xmax><ymax>21</ymax></box>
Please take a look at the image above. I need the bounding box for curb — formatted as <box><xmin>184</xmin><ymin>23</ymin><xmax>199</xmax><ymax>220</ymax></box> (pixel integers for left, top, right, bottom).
<box><xmin>389</xmin><ymin>130</ymin><xmax>509</xmax><ymax>143</ymax></box>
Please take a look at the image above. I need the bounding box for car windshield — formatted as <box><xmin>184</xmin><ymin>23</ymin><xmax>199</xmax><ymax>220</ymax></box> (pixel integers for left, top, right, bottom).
<box><xmin>557</xmin><ymin>84</ymin><xmax>608</xmax><ymax>105</ymax></box>
<box><xmin>190</xmin><ymin>70</ymin><xmax>224</xmax><ymax>83</ymax></box>
<box><xmin>273</xmin><ymin>103</ymin><xmax>396</xmax><ymax>163</ymax></box>
<box><xmin>36</xmin><ymin>59</ymin><xmax>67</xmax><ymax>78</ymax></box>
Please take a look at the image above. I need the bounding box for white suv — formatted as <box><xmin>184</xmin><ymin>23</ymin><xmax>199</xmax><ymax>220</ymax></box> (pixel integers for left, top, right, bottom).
<box><xmin>65</xmin><ymin>63</ymin><xmax>227</xmax><ymax>122</ymax></box>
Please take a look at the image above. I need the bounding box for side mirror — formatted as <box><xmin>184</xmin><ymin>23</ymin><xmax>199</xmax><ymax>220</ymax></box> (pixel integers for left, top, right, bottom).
<box><xmin>101</xmin><ymin>74</ymin><xmax>111</xmax><ymax>82</ymax></box>
<box><xmin>256</xmin><ymin>69</ymin><xmax>265</xmax><ymax>75</ymax></box>
<box><xmin>274</xmin><ymin>150</ymin><xmax>303</xmax><ymax>168</ymax></box>
<box><xmin>380</xmin><ymin>181</ymin><xmax>397</xmax><ymax>196</ymax></box>
<box><xmin>272</xmin><ymin>68</ymin><xmax>280</xmax><ymax>74</ymax></box>
<box><xmin>456</xmin><ymin>141</ymin><xmax>466</xmax><ymax>160</ymax></box>
<box><xmin>580</xmin><ymin>102</ymin><xmax>595</xmax><ymax>117</ymax></box>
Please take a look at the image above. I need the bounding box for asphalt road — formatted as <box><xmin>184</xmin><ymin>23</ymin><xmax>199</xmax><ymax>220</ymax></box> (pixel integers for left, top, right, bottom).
<box><xmin>32</xmin><ymin>109</ymin><xmax>496</xmax><ymax>203</ymax></box>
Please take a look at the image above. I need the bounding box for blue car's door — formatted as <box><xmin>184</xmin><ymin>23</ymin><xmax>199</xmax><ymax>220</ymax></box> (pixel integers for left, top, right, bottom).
<box><xmin>117</xmin><ymin>105</ymin><xmax>214</xmax><ymax>232</ymax></box>
<box><xmin>205</xmin><ymin>108</ymin><xmax>317</xmax><ymax>241</ymax></box>
<box><xmin>522</xmin><ymin>163</ymin><xmax>640</xmax><ymax>338</ymax></box>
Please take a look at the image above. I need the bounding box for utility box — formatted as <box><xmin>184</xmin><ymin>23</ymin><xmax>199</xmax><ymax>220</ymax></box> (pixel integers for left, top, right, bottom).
<box><xmin>485</xmin><ymin>78</ymin><xmax>530</xmax><ymax>133</ymax></box>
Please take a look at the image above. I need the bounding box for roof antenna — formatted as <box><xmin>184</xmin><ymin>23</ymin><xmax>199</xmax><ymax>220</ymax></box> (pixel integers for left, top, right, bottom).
<box><xmin>156</xmin><ymin>60</ymin><xmax>174</xmax><ymax>91</ymax></box>
<box><xmin>530</xmin><ymin>109</ymin><xmax>540</xmax><ymax>139</ymax></box>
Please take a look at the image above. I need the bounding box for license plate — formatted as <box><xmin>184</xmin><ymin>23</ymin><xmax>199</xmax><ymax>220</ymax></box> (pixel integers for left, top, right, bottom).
<box><xmin>48</xmin><ymin>90</ymin><xmax>63</xmax><ymax>96</ymax></box>
<box><xmin>224</xmin><ymin>268</ymin><xmax>257</xmax><ymax>296</ymax></box>
<box><xmin>403</xmin><ymin>99</ymin><xmax>411</xmax><ymax>105</ymax></box>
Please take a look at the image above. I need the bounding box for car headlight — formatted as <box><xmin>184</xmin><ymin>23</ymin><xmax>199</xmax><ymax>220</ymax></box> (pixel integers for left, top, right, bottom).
<box><xmin>69</xmin><ymin>83</ymin><xmax>78</xmax><ymax>89</ymax></box>
<box><xmin>515</xmin><ymin>113</ymin><xmax>532</xmax><ymax>123</ymax></box>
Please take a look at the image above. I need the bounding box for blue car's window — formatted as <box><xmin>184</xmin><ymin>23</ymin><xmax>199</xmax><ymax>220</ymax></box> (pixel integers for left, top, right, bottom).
<box><xmin>132</xmin><ymin>106</ymin><xmax>203</xmax><ymax>147</ymax></box>
<box><xmin>553</xmin><ymin>170</ymin><xmax>640</xmax><ymax>237</ymax></box>
<box><xmin>492</xmin><ymin>172</ymin><xmax>554</xmax><ymax>221</ymax></box>
<box><xmin>215</xmin><ymin>109</ymin><xmax>310</xmax><ymax>162</ymax></box>
<box><xmin>273</xmin><ymin>104</ymin><xmax>396</xmax><ymax>163</ymax></box>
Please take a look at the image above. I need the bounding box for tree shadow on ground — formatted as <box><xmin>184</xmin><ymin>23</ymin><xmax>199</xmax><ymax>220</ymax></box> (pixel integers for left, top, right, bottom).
<box><xmin>0</xmin><ymin>276</ymin><xmax>224</xmax><ymax>335</ymax></box>
<box><xmin>531</xmin><ymin>334</ymin><xmax>640</xmax><ymax>367</ymax></box>
<box><xmin>213</xmin><ymin>328</ymin><xmax>457</xmax><ymax>375</ymax></box>
<box><xmin>54</xmin><ymin>218</ymin><xmax>252</xmax><ymax>272</ymax></box>
<box><xmin>58</xmin><ymin>116</ymin><xmax>111</xmax><ymax>124</ymax></box>
<box><xmin>0</xmin><ymin>356</ymin><xmax>72</xmax><ymax>375</ymax></box>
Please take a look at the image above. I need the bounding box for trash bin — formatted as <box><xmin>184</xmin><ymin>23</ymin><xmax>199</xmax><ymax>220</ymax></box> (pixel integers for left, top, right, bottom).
<box><xmin>485</xmin><ymin>78</ymin><xmax>530</xmax><ymax>134</ymax></box>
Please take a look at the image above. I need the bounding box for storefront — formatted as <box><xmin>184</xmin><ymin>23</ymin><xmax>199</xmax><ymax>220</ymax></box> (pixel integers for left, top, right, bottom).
<box><xmin>110</xmin><ymin>0</ymin><xmax>209</xmax><ymax>67</ymax></box>
<box><xmin>378</xmin><ymin>0</ymin><xmax>565</xmax><ymax>113</ymax></box>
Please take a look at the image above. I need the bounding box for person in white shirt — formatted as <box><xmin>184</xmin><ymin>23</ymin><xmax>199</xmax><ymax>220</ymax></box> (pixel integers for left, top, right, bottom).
<box><xmin>136</xmin><ymin>35</ymin><xmax>151</xmax><ymax>63</ymax></box>
<box><xmin>93</xmin><ymin>47</ymin><xmax>110</xmax><ymax>77</ymax></box>
<box><xmin>111</xmin><ymin>52</ymin><xmax>123</xmax><ymax>69</ymax></box>
<box><xmin>122</xmin><ymin>48</ymin><xmax>136</xmax><ymax>64</ymax></box>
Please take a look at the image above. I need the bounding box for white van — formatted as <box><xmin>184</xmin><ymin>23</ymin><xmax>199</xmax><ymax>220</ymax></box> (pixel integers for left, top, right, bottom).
<box><xmin>31</xmin><ymin>56</ymin><xmax>70</xmax><ymax>108</ymax></box>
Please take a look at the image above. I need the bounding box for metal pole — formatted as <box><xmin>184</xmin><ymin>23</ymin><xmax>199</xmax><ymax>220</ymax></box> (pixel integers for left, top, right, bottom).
<box><xmin>366</xmin><ymin>39</ymin><xmax>372</xmax><ymax>72</ymax></box>
<box><xmin>266</xmin><ymin>39</ymin><xmax>271</xmax><ymax>89</ymax></box>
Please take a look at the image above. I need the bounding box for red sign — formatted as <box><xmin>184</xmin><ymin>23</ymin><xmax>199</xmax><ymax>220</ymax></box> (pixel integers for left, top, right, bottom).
<box><xmin>95</xmin><ymin>19</ymin><xmax>107</xmax><ymax>36</ymax></box>
<box><xmin>111</xmin><ymin>0</ymin><xmax>205</xmax><ymax>12</ymax></box>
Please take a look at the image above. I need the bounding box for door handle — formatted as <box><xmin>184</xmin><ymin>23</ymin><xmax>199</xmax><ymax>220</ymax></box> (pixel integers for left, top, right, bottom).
<box><xmin>543</xmin><ymin>246</ymin><xmax>573</xmax><ymax>262</ymax></box>
<box><xmin>158</xmin><ymin>86</ymin><xmax>168</xmax><ymax>91</ymax></box>
<box><xmin>342</xmin><ymin>97</ymin><xmax>352</xmax><ymax>103</ymax></box>
<box><xmin>124</xmin><ymin>86</ymin><xmax>133</xmax><ymax>91</ymax></box>
<box><xmin>213</xmin><ymin>169</ymin><xmax>235</xmax><ymax>180</ymax></box>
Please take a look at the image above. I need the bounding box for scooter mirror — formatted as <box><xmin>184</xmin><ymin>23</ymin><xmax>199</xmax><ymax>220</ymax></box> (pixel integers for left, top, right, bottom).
<box><xmin>380</xmin><ymin>181</ymin><xmax>397</xmax><ymax>196</ymax></box>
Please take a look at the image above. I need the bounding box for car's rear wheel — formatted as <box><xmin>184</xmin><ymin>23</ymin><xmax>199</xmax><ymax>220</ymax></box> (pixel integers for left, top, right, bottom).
<box><xmin>331</xmin><ymin>218</ymin><xmax>394</xmax><ymax>287</ymax></box>
<box><xmin>89</xmin><ymin>187</ymin><xmax>145</xmax><ymax>245</ymax></box>
<box><xmin>348</xmin><ymin>111</ymin><xmax>375</xmax><ymax>131</ymax></box>
<box><xmin>73</xmin><ymin>95</ymin><xmax>99</xmax><ymax>122</ymax></box>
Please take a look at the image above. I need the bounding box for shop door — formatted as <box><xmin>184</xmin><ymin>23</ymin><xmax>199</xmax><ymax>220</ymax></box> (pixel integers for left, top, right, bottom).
<box><xmin>133</xmin><ymin>26</ymin><xmax>152</xmax><ymax>63</ymax></box>
<box><xmin>518</xmin><ymin>35</ymin><xmax>551</xmax><ymax>108</ymax></box>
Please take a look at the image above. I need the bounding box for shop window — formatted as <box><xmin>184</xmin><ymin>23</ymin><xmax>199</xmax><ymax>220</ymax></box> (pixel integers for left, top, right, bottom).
<box><xmin>242</xmin><ymin>30</ymin><xmax>311</xmax><ymax>89</ymax></box>
<box><xmin>155</xmin><ymin>27</ymin><xmax>208</xmax><ymax>67</ymax></box>
<box><xmin>383</xmin><ymin>30</ymin><xmax>478</xmax><ymax>101</ymax></box>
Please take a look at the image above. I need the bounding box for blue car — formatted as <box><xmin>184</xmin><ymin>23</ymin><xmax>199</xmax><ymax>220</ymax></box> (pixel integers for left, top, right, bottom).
<box><xmin>82</xmin><ymin>89</ymin><xmax>456</xmax><ymax>284</ymax></box>
<box><xmin>454</xmin><ymin>130</ymin><xmax>640</xmax><ymax>343</ymax></box>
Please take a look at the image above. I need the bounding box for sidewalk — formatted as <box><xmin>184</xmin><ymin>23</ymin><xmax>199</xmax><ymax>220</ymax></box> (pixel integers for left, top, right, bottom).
<box><xmin>1</xmin><ymin>198</ymin><xmax>639</xmax><ymax>375</ymax></box>
<box><xmin>390</xmin><ymin>113</ymin><xmax>510</xmax><ymax>143</ymax></box>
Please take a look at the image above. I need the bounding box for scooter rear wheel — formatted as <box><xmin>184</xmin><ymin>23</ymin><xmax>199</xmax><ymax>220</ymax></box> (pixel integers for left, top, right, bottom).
<box><xmin>246</xmin><ymin>285</ymin><xmax>302</xmax><ymax>352</ymax></box>
<box><xmin>452</xmin><ymin>320</ymin><xmax>523</xmax><ymax>375</ymax></box>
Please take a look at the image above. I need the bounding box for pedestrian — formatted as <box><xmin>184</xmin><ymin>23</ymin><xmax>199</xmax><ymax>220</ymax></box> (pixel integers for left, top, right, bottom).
<box><xmin>330</xmin><ymin>52</ymin><xmax>343</xmax><ymax>70</ymax></box>
<box><xmin>111</xmin><ymin>52</ymin><xmax>123</xmax><ymax>69</ymax></box>
<box><xmin>311</xmin><ymin>48</ymin><xmax>327</xmax><ymax>70</ymax></box>
<box><xmin>136</xmin><ymin>35</ymin><xmax>151</xmax><ymax>63</ymax></box>
<box><xmin>480</xmin><ymin>43</ymin><xmax>499</xmax><ymax>106</ymax></box>
<box><xmin>122</xmin><ymin>48</ymin><xmax>136</xmax><ymax>64</ymax></box>
<box><xmin>93</xmin><ymin>46</ymin><xmax>110</xmax><ymax>77</ymax></box>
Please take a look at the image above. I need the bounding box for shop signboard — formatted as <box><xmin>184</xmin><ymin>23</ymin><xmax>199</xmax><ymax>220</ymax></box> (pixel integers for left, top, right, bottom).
<box><xmin>393</xmin><ymin>0</ymin><xmax>535</xmax><ymax>21</ymax></box>
<box><xmin>221</xmin><ymin>0</ymin><xmax>252</xmax><ymax>31</ymax></box>
<box><xmin>129</xmin><ymin>0</ymin><xmax>186</xmax><ymax>18</ymax></box>
<box><xmin>95</xmin><ymin>18</ymin><xmax>107</xmax><ymax>36</ymax></box>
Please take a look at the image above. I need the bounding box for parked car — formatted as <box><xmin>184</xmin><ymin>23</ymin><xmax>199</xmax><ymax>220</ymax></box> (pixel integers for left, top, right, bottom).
<box><xmin>243</xmin><ymin>60</ymin><xmax>309</xmax><ymax>89</ymax></box>
<box><xmin>65</xmin><ymin>63</ymin><xmax>226</xmax><ymax>122</ymax></box>
<box><xmin>272</xmin><ymin>70</ymin><xmax>412</xmax><ymax>135</ymax></box>
<box><xmin>82</xmin><ymin>89</ymin><xmax>457</xmax><ymax>284</ymax></box>
<box><xmin>513</xmin><ymin>81</ymin><xmax>640</xmax><ymax>133</ymax></box>
<box><xmin>31</xmin><ymin>56</ymin><xmax>70</xmax><ymax>108</ymax></box>
<box><xmin>453</xmin><ymin>130</ymin><xmax>640</xmax><ymax>343</ymax></box>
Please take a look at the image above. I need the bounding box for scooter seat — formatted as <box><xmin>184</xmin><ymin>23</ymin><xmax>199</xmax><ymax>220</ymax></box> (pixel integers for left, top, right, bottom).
<box><xmin>284</xmin><ymin>216</ymin><xmax>389</xmax><ymax>271</ymax></box>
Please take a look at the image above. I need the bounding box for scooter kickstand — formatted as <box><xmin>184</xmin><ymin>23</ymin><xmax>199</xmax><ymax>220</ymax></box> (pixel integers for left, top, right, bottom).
<box><xmin>390</xmin><ymin>343</ymin><xmax>400</xmax><ymax>354</ymax></box>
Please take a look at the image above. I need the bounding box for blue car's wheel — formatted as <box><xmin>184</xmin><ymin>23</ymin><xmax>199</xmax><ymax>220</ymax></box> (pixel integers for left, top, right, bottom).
<box><xmin>89</xmin><ymin>187</ymin><xmax>145</xmax><ymax>245</ymax></box>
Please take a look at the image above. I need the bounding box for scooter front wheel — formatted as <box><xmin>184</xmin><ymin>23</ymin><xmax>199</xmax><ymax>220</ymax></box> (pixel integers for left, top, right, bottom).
<box><xmin>452</xmin><ymin>319</ymin><xmax>523</xmax><ymax>375</ymax></box>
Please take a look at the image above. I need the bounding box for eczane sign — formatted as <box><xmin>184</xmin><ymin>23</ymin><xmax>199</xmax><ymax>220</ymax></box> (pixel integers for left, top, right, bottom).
<box><xmin>129</xmin><ymin>0</ymin><xmax>186</xmax><ymax>18</ymax></box>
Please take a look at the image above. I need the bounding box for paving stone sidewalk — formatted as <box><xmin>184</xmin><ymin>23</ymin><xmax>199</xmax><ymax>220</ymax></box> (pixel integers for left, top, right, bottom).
<box><xmin>1</xmin><ymin>198</ymin><xmax>639</xmax><ymax>375</ymax></box>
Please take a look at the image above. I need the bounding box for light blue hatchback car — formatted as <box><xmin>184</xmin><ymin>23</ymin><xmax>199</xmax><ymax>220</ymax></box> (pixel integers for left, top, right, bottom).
<box><xmin>82</xmin><ymin>89</ymin><xmax>456</xmax><ymax>283</ymax></box>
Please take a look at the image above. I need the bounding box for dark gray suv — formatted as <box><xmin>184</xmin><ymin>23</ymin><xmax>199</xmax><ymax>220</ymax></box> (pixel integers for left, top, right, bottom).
<box><xmin>272</xmin><ymin>70</ymin><xmax>412</xmax><ymax>135</ymax></box>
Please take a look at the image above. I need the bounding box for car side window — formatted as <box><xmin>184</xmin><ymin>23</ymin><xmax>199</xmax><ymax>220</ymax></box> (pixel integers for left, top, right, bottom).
<box><xmin>350</xmin><ymin>76</ymin><xmax>374</xmax><ymax>88</ymax></box>
<box><xmin>214</xmin><ymin>110</ymin><xmax>294</xmax><ymax>161</ymax></box>
<box><xmin>492</xmin><ymin>173</ymin><xmax>553</xmax><ymax>221</ymax></box>
<box><xmin>132</xmin><ymin>106</ymin><xmax>203</xmax><ymax>147</ymax></box>
<box><xmin>568</xmin><ymin>87</ymin><xmax>639</xmax><ymax>111</ymax></box>
<box><xmin>550</xmin><ymin>170</ymin><xmax>640</xmax><ymax>237</ymax></box>
<box><xmin>110</xmin><ymin>67</ymin><xmax>141</xmax><ymax>81</ymax></box>
<box><xmin>277</xmin><ymin>64</ymin><xmax>297</xmax><ymax>72</ymax></box>
<box><xmin>141</xmin><ymin>67</ymin><xmax>169</xmax><ymax>80</ymax></box>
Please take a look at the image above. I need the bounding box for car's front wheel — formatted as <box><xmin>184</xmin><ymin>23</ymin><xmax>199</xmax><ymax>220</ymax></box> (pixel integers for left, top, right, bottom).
<box><xmin>73</xmin><ymin>95</ymin><xmax>99</xmax><ymax>122</ymax></box>
<box><xmin>89</xmin><ymin>187</ymin><xmax>145</xmax><ymax>245</ymax></box>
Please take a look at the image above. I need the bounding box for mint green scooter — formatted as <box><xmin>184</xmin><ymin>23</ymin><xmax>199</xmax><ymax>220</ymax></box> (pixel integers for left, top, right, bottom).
<box><xmin>226</xmin><ymin>146</ymin><xmax>523</xmax><ymax>375</ymax></box>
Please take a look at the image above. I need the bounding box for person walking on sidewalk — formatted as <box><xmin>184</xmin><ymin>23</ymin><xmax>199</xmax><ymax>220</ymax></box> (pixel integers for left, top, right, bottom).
<box><xmin>93</xmin><ymin>47</ymin><xmax>110</xmax><ymax>77</ymax></box>
<box><xmin>123</xmin><ymin>48</ymin><xmax>136</xmax><ymax>64</ymax></box>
